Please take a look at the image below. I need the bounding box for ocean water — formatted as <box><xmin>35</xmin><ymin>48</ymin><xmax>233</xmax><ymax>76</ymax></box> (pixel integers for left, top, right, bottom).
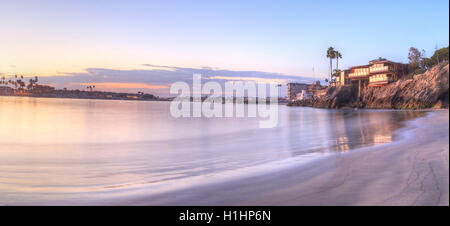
<box><xmin>0</xmin><ymin>96</ymin><xmax>425</xmax><ymax>205</ymax></box>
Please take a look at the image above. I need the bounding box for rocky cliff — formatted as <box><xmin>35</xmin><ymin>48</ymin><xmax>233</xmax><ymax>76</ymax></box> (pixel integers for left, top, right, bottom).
<box><xmin>289</xmin><ymin>62</ymin><xmax>449</xmax><ymax>109</ymax></box>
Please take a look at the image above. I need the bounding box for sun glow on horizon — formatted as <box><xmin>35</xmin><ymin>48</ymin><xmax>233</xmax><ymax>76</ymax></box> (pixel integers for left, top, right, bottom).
<box><xmin>80</xmin><ymin>82</ymin><xmax>168</xmax><ymax>90</ymax></box>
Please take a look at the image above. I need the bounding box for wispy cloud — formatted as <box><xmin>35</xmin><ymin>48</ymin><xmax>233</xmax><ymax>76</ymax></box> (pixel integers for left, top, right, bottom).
<box><xmin>39</xmin><ymin>64</ymin><xmax>318</xmax><ymax>96</ymax></box>
<box><xmin>81</xmin><ymin>82</ymin><xmax>168</xmax><ymax>90</ymax></box>
<box><xmin>208</xmin><ymin>76</ymin><xmax>288</xmax><ymax>84</ymax></box>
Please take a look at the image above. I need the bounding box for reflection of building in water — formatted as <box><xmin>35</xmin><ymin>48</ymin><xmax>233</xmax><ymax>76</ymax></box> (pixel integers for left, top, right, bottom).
<box><xmin>285</xmin><ymin>109</ymin><xmax>425</xmax><ymax>156</ymax></box>
<box><xmin>327</xmin><ymin>111</ymin><xmax>401</xmax><ymax>153</ymax></box>
<box><xmin>373</xmin><ymin>135</ymin><xmax>393</xmax><ymax>143</ymax></box>
<box><xmin>330</xmin><ymin>111</ymin><xmax>351</xmax><ymax>152</ymax></box>
<box><xmin>354</xmin><ymin>111</ymin><xmax>401</xmax><ymax>145</ymax></box>
<box><xmin>335</xmin><ymin>136</ymin><xmax>350</xmax><ymax>153</ymax></box>
<box><xmin>365</xmin><ymin>113</ymin><xmax>396</xmax><ymax>144</ymax></box>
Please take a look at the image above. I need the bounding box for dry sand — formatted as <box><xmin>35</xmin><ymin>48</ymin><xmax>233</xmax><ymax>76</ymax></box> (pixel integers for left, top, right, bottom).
<box><xmin>118</xmin><ymin>110</ymin><xmax>449</xmax><ymax>206</ymax></box>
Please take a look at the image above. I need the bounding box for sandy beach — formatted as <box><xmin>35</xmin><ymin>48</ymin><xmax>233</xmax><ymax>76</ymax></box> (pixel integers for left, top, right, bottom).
<box><xmin>117</xmin><ymin>109</ymin><xmax>449</xmax><ymax>206</ymax></box>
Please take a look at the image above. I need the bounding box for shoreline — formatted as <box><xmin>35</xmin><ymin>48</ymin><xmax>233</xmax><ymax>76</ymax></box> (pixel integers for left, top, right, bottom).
<box><xmin>2</xmin><ymin>94</ymin><xmax>448</xmax><ymax>110</ymax></box>
<box><xmin>0</xmin><ymin>94</ymin><xmax>170</xmax><ymax>102</ymax></box>
<box><xmin>111</xmin><ymin>109</ymin><xmax>448</xmax><ymax>206</ymax></box>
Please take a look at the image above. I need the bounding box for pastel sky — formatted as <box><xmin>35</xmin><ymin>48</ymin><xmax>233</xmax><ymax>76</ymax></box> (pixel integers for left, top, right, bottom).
<box><xmin>0</xmin><ymin>0</ymin><xmax>448</xmax><ymax>96</ymax></box>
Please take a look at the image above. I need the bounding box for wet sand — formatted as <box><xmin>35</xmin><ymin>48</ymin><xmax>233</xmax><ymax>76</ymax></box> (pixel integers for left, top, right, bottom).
<box><xmin>120</xmin><ymin>110</ymin><xmax>449</xmax><ymax>206</ymax></box>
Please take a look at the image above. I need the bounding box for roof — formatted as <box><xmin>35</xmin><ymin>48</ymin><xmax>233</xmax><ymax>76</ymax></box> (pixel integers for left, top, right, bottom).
<box><xmin>370</xmin><ymin>57</ymin><xmax>387</xmax><ymax>62</ymax></box>
<box><xmin>369</xmin><ymin>57</ymin><xmax>405</xmax><ymax>65</ymax></box>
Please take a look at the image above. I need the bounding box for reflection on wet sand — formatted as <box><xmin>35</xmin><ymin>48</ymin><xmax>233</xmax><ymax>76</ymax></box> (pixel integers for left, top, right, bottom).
<box><xmin>324</xmin><ymin>110</ymin><xmax>426</xmax><ymax>153</ymax></box>
<box><xmin>285</xmin><ymin>108</ymin><xmax>426</xmax><ymax>155</ymax></box>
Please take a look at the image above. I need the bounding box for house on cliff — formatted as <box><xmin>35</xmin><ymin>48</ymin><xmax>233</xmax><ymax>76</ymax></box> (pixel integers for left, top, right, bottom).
<box><xmin>342</xmin><ymin>58</ymin><xmax>408</xmax><ymax>97</ymax></box>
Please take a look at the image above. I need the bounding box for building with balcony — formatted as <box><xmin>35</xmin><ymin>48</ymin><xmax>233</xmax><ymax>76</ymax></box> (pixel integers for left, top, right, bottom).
<box><xmin>344</xmin><ymin>58</ymin><xmax>408</xmax><ymax>97</ymax></box>
<box><xmin>367</xmin><ymin>58</ymin><xmax>408</xmax><ymax>87</ymax></box>
<box><xmin>349</xmin><ymin>65</ymin><xmax>371</xmax><ymax>79</ymax></box>
<box><xmin>336</xmin><ymin>69</ymin><xmax>351</xmax><ymax>86</ymax></box>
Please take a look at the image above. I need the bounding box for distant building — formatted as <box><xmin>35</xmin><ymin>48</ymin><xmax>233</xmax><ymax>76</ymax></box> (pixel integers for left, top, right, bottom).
<box><xmin>296</xmin><ymin>90</ymin><xmax>312</xmax><ymax>100</ymax></box>
<box><xmin>287</xmin><ymin>83</ymin><xmax>308</xmax><ymax>101</ymax></box>
<box><xmin>126</xmin><ymin>95</ymin><xmax>139</xmax><ymax>99</ymax></box>
<box><xmin>307</xmin><ymin>81</ymin><xmax>327</xmax><ymax>97</ymax></box>
<box><xmin>313</xmin><ymin>88</ymin><xmax>328</xmax><ymax>98</ymax></box>
<box><xmin>31</xmin><ymin>85</ymin><xmax>56</xmax><ymax>94</ymax></box>
<box><xmin>0</xmin><ymin>86</ymin><xmax>13</xmax><ymax>95</ymax></box>
<box><xmin>286</xmin><ymin>81</ymin><xmax>329</xmax><ymax>101</ymax></box>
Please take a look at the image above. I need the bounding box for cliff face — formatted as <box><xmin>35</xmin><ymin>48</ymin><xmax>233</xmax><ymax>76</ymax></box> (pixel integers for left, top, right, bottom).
<box><xmin>289</xmin><ymin>62</ymin><xmax>449</xmax><ymax>109</ymax></box>
<box><xmin>362</xmin><ymin>63</ymin><xmax>449</xmax><ymax>109</ymax></box>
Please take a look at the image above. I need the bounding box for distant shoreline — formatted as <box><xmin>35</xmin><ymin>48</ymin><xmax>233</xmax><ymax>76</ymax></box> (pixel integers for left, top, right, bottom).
<box><xmin>0</xmin><ymin>94</ymin><xmax>291</xmax><ymax>105</ymax></box>
<box><xmin>2</xmin><ymin>95</ymin><xmax>446</xmax><ymax>110</ymax></box>
<box><xmin>3</xmin><ymin>95</ymin><xmax>448</xmax><ymax>111</ymax></box>
<box><xmin>0</xmin><ymin>93</ymin><xmax>170</xmax><ymax>102</ymax></box>
<box><xmin>0</xmin><ymin>83</ymin><xmax>172</xmax><ymax>102</ymax></box>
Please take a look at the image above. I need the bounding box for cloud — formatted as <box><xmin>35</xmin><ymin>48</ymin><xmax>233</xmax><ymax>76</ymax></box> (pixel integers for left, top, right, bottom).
<box><xmin>80</xmin><ymin>82</ymin><xmax>168</xmax><ymax>90</ymax></box>
<box><xmin>39</xmin><ymin>64</ymin><xmax>319</xmax><ymax>96</ymax></box>
<box><xmin>207</xmin><ymin>76</ymin><xmax>288</xmax><ymax>84</ymax></box>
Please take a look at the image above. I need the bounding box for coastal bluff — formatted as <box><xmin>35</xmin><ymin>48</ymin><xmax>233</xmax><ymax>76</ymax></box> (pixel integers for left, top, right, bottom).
<box><xmin>289</xmin><ymin>62</ymin><xmax>449</xmax><ymax>109</ymax></box>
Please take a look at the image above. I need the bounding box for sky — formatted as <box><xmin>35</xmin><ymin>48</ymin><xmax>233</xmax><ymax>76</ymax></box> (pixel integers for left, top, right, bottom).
<box><xmin>0</xmin><ymin>0</ymin><xmax>448</xmax><ymax>96</ymax></box>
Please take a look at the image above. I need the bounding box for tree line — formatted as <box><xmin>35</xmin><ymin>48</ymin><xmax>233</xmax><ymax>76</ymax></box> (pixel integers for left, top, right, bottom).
<box><xmin>0</xmin><ymin>75</ymin><xmax>39</xmax><ymax>91</ymax></box>
<box><xmin>408</xmin><ymin>46</ymin><xmax>449</xmax><ymax>75</ymax></box>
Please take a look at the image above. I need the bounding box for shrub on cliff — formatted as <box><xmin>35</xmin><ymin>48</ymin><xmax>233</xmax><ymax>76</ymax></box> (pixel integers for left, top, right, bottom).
<box><xmin>431</xmin><ymin>47</ymin><xmax>449</xmax><ymax>64</ymax></box>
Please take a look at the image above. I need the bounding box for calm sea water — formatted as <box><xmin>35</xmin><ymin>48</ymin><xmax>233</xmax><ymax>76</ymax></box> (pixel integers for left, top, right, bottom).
<box><xmin>0</xmin><ymin>96</ymin><xmax>425</xmax><ymax>205</ymax></box>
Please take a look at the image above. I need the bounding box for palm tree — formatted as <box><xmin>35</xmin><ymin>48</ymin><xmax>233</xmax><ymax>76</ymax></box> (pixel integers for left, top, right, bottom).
<box><xmin>326</xmin><ymin>47</ymin><xmax>336</xmax><ymax>81</ymax></box>
<box><xmin>335</xmin><ymin>50</ymin><xmax>342</xmax><ymax>70</ymax></box>
<box><xmin>19</xmin><ymin>80</ymin><xmax>25</xmax><ymax>90</ymax></box>
<box><xmin>332</xmin><ymin>69</ymin><xmax>342</xmax><ymax>85</ymax></box>
<box><xmin>14</xmin><ymin>75</ymin><xmax>19</xmax><ymax>90</ymax></box>
<box><xmin>28</xmin><ymin>78</ymin><xmax>34</xmax><ymax>90</ymax></box>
